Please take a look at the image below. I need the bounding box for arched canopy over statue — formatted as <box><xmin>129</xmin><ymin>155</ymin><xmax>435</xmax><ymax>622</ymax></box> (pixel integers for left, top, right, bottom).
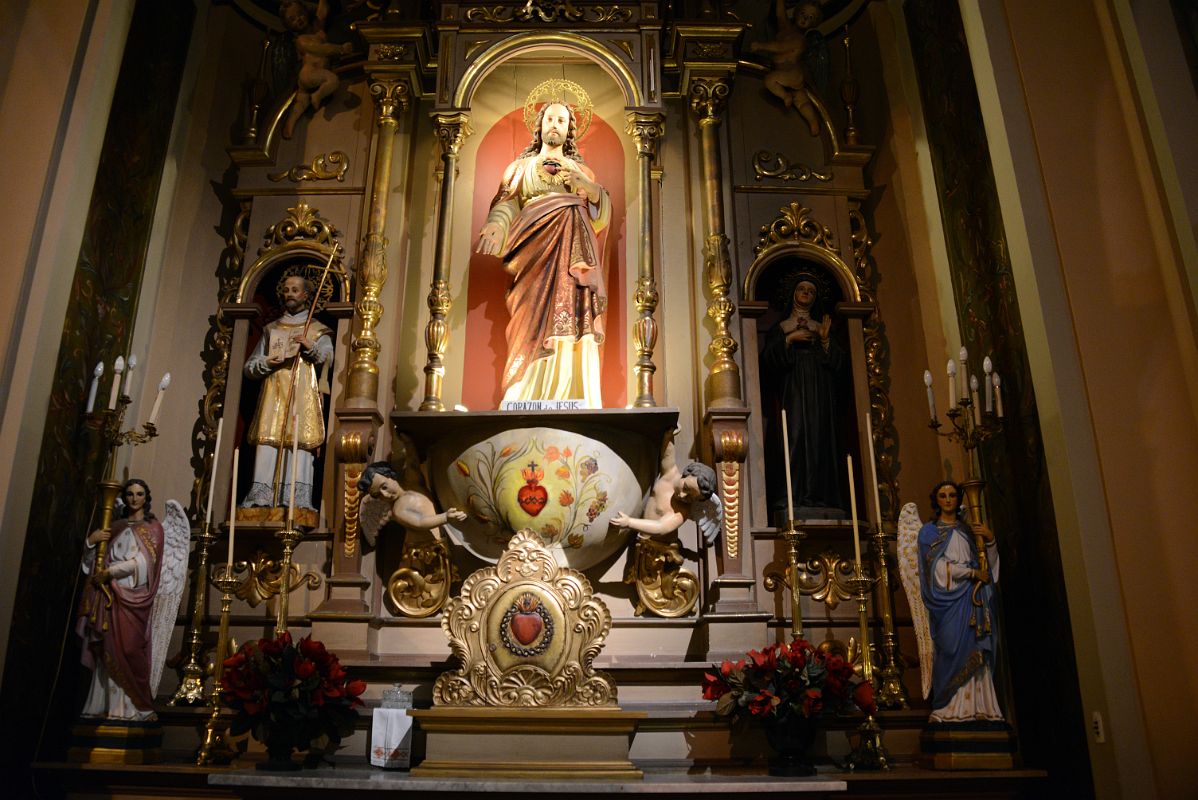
<box><xmin>475</xmin><ymin>80</ymin><xmax>612</xmax><ymax>409</ymax></box>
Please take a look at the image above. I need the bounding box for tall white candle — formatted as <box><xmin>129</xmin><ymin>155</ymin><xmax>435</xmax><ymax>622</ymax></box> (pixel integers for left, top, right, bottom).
<box><xmin>946</xmin><ymin>359</ymin><xmax>958</xmax><ymax>407</ymax></box>
<box><xmin>970</xmin><ymin>375</ymin><xmax>981</xmax><ymax>426</ymax></box>
<box><xmin>958</xmin><ymin>347</ymin><xmax>969</xmax><ymax>404</ymax></box>
<box><xmin>993</xmin><ymin>373</ymin><xmax>1004</xmax><ymax>418</ymax></box>
<box><xmin>923</xmin><ymin>369</ymin><xmax>936</xmax><ymax>422</ymax></box>
<box><xmin>108</xmin><ymin>357</ymin><xmax>125</xmax><ymax>410</ymax></box>
<box><xmin>147</xmin><ymin>373</ymin><xmax>170</xmax><ymax>426</ymax></box>
<box><xmin>781</xmin><ymin>410</ymin><xmax>795</xmax><ymax>522</ymax></box>
<box><xmin>847</xmin><ymin>454</ymin><xmax>862</xmax><ymax>572</ymax></box>
<box><xmin>983</xmin><ymin>356</ymin><xmax>993</xmax><ymax>413</ymax></box>
<box><xmin>205</xmin><ymin>418</ymin><xmax>224</xmax><ymax>525</ymax></box>
<box><xmin>123</xmin><ymin>354</ymin><xmax>137</xmax><ymax>397</ymax></box>
<box><xmin>86</xmin><ymin>362</ymin><xmax>103</xmax><ymax>414</ymax></box>
<box><xmin>287</xmin><ymin>413</ymin><xmax>300</xmax><ymax>525</ymax></box>
<box><xmin>227</xmin><ymin>447</ymin><xmax>239</xmax><ymax>568</ymax></box>
<box><xmin>864</xmin><ymin>412</ymin><xmax>884</xmax><ymax>530</ymax></box>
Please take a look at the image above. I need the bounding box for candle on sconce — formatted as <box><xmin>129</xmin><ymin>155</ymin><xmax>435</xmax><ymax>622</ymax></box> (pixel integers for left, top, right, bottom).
<box><xmin>287</xmin><ymin>413</ymin><xmax>300</xmax><ymax>525</ymax></box>
<box><xmin>959</xmin><ymin>347</ymin><xmax>969</xmax><ymax>403</ymax></box>
<box><xmin>781</xmin><ymin>410</ymin><xmax>796</xmax><ymax>523</ymax></box>
<box><xmin>946</xmin><ymin>359</ymin><xmax>958</xmax><ymax>407</ymax></box>
<box><xmin>983</xmin><ymin>356</ymin><xmax>993</xmax><ymax>413</ymax></box>
<box><xmin>993</xmin><ymin>373</ymin><xmax>1004</xmax><ymax>418</ymax></box>
<box><xmin>123</xmin><ymin>354</ymin><xmax>137</xmax><ymax>397</ymax></box>
<box><xmin>923</xmin><ymin>369</ymin><xmax>936</xmax><ymax>422</ymax></box>
<box><xmin>846</xmin><ymin>454</ymin><xmax>862</xmax><ymax>572</ymax></box>
<box><xmin>227</xmin><ymin>447</ymin><xmax>239</xmax><ymax>568</ymax></box>
<box><xmin>970</xmin><ymin>375</ymin><xmax>981</xmax><ymax>426</ymax></box>
<box><xmin>108</xmin><ymin>357</ymin><xmax>125</xmax><ymax>410</ymax></box>
<box><xmin>86</xmin><ymin>362</ymin><xmax>103</xmax><ymax>414</ymax></box>
<box><xmin>204</xmin><ymin>418</ymin><xmax>224</xmax><ymax>525</ymax></box>
<box><xmin>147</xmin><ymin>373</ymin><xmax>171</xmax><ymax>426</ymax></box>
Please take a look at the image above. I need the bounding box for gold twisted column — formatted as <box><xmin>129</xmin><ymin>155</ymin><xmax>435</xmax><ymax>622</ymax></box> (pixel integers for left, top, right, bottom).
<box><xmin>420</xmin><ymin>112</ymin><xmax>472</xmax><ymax>412</ymax></box>
<box><xmin>625</xmin><ymin>111</ymin><xmax>665</xmax><ymax>408</ymax></box>
<box><xmin>347</xmin><ymin>78</ymin><xmax>409</xmax><ymax>407</ymax></box>
<box><xmin>689</xmin><ymin>77</ymin><xmax>742</xmax><ymax>409</ymax></box>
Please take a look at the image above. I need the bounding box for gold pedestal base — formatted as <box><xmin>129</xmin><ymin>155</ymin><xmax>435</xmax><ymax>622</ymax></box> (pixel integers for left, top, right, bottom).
<box><xmin>68</xmin><ymin>719</ymin><xmax>162</xmax><ymax>765</ymax></box>
<box><xmin>920</xmin><ymin>722</ymin><xmax>1016</xmax><ymax>770</ymax></box>
<box><xmin>410</xmin><ymin>707</ymin><xmax>646</xmax><ymax>780</ymax></box>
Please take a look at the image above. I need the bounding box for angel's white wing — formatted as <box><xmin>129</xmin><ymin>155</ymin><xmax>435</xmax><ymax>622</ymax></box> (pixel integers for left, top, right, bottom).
<box><xmin>359</xmin><ymin>493</ymin><xmax>392</xmax><ymax>548</ymax></box>
<box><xmin>692</xmin><ymin>493</ymin><xmax>723</xmax><ymax>547</ymax></box>
<box><xmin>897</xmin><ymin>501</ymin><xmax>933</xmax><ymax>701</ymax></box>
<box><xmin>150</xmin><ymin>499</ymin><xmax>191</xmax><ymax>695</ymax></box>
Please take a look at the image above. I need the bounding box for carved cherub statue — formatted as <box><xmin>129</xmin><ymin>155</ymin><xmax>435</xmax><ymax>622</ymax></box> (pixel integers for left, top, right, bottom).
<box><xmin>358</xmin><ymin>460</ymin><xmax>467</xmax><ymax>547</ymax></box>
<box><xmin>279</xmin><ymin>0</ymin><xmax>354</xmax><ymax>139</ymax></box>
<box><xmin>611</xmin><ymin>428</ymin><xmax>722</xmax><ymax>545</ymax></box>
<box><xmin>749</xmin><ymin>0</ymin><xmax>823</xmax><ymax>136</ymax></box>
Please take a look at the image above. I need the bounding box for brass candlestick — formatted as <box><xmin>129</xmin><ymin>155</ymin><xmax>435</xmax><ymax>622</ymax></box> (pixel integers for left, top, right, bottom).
<box><xmin>274</xmin><ymin>522</ymin><xmax>304</xmax><ymax>636</ymax></box>
<box><xmin>170</xmin><ymin>520</ymin><xmax>218</xmax><ymax>705</ymax></box>
<box><xmin>197</xmin><ymin>563</ymin><xmax>240</xmax><ymax>766</ymax></box>
<box><xmin>870</xmin><ymin>523</ymin><xmax>908</xmax><ymax>709</ymax></box>
<box><xmin>763</xmin><ymin>519</ymin><xmax>807</xmax><ymax>639</ymax></box>
<box><xmin>844</xmin><ymin>568</ymin><xmax>890</xmax><ymax>771</ymax></box>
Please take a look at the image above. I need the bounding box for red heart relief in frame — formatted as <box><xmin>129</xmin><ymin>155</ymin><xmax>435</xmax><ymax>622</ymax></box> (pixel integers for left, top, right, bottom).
<box><xmin>509</xmin><ymin>594</ymin><xmax>544</xmax><ymax>646</ymax></box>
<box><xmin>517</xmin><ymin>461</ymin><xmax>548</xmax><ymax>516</ymax></box>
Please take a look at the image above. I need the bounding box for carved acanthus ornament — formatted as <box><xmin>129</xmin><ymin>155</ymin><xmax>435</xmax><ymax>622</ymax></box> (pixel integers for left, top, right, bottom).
<box><xmin>432</xmin><ymin>530</ymin><xmax>617</xmax><ymax>707</ymax></box>
<box><xmin>753</xmin><ymin>151</ymin><xmax>832</xmax><ymax>183</ymax></box>
<box><xmin>267</xmin><ymin>151</ymin><xmax>349</xmax><ymax>183</ymax></box>
<box><xmin>624</xmin><ymin>537</ymin><xmax>698</xmax><ymax>618</ymax></box>
<box><xmin>374</xmin><ymin>43</ymin><xmax>407</xmax><ymax>62</ymax></box>
<box><xmin>231</xmin><ymin>551</ymin><xmax>322</xmax><ymax>609</ymax></box>
<box><xmin>755</xmin><ymin>203</ymin><xmax>837</xmax><ymax>255</ymax></box>
<box><xmin>432</xmin><ymin>112</ymin><xmax>473</xmax><ymax>158</ymax></box>
<box><xmin>261</xmin><ymin>201</ymin><xmax>340</xmax><ymax>252</ymax></box>
<box><xmin>387</xmin><ymin>538</ymin><xmax>456</xmax><ymax>618</ymax></box>
<box><xmin>704</xmin><ymin>232</ymin><xmax>739</xmax><ymax>382</ymax></box>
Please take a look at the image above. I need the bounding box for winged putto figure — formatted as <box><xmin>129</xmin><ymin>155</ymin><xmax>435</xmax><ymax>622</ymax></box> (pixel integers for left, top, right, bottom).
<box><xmin>77</xmin><ymin>480</ymin><xmax>190</xmax><ymax>720</ymax></box>
<box><xmin>897</xmin><ymin>482</ymin><xmax>1004</xmax><ymax>723</ymax></box>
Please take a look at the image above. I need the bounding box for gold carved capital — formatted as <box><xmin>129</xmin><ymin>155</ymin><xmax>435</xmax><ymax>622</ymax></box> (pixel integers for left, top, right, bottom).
<box><xmin>369</xmin><ymin>79</ymin><xmax>410</xmax><ymax>122</ymax></box>
<box><xmin>432</xmin><ymin>112</ymin><xmax>473</xmax><ymax>158</ymax></box>
<box><xmin>432</xmin><ymin>530</ymin><xmax>616</xmax><ymax>707</ymax></box>
<box><xmin>623</xmin><ymin>537</ymin><xmax>698</xmax><ymax>618</ymax></box>
<box><xmin>688</xmin><ymin>77</ymin><xmax>731</xmax><ymax>121</ymax></box>
<box><xmin>624</xmin><ymin>111</ymin><xmax>665</xmax><ymax>159</ymax></box>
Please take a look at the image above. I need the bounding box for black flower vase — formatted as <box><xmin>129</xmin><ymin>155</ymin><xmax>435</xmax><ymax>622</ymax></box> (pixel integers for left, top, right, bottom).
<box><xmin>256</xmin><ymin>735</ymin><xmax>301</xmax><ymax>771</ymax></box>
<box><xmin>763</xmin><ymin>715</ymin><xmax>818</xmax><ymax>777</ymax></box>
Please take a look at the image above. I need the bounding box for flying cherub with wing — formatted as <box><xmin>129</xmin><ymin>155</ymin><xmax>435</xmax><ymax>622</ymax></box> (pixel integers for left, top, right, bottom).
<box><xmin>357</xmin><ymin>435</ymin><xmax>466</xmax><ymax>548</ymax></box>
<box><xmin>611</xmin><ymin>427</ymin><xmax>722</xmax><ymax>546</ymax></box>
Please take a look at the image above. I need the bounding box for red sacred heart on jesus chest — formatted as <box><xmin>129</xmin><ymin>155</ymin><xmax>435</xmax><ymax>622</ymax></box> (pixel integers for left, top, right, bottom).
<box><xmin>510</xmin><ymin>595</ymin><xmax>544</xmax><ymax>645</ymax></box>
<box><xmin>517</xmin><ymin>461</ymin><xmax>548</xmax><ymax>516</ymax></box>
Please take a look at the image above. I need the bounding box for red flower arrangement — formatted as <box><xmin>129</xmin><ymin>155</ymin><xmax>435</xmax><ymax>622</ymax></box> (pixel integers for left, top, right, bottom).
<box><xmin>222</xmin><ymin>631</ymin><xmax>366</xmax><ymax>758</ymax></box>
<box><xmin>702</xmin><ymin>638</ymin><xmax>876</xmax><ymax>723</ymax></box>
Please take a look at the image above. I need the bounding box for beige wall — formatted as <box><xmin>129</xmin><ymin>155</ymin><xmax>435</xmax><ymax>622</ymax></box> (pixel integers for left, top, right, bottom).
<box><xmin>964</xmin><ymin>1</ymin><xmax>1198</xmax><ymax>796</ymax></box>
<box><xmin>0</xmin><ymin>0</ymin><xmax>133</xmax><ymax>679</ymax></box>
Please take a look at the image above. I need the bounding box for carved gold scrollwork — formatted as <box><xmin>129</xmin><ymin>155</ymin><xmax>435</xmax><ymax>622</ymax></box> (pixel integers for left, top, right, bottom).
<box><xmin>432</xmin><ymin>530</ymin><xmax>616</xmax><ymax>707</ymax></box>
<box><xmin>795</xmin><ymin>551</ymin><xmax>857</xmax><ymax>610</ymax></box>
<box><xmin>267</xmin><ymin>150</ymin><xmax>350</xmax><ymax>183</ymax></box>
<box><xmin>464</xmin><ymin>6</ymin><xmax>511</xmax><ymax>22</ymax></box>
<box><xmin>517</xmin><ymin>1</ymin><xmax>584</xmax><ymax>23</ymax></box>
<box><xmin>592</xmin><ymin>5</ymin><xmax>633</xmax><ymax>22</ymax></box>
<box><xmin>691</xmin><ymin>42</ymin><xmax>729</xmax><ymax>59</ymax></box>
<box><xmin>231</xmin><ymin>551</ymin><xmax>322</xmax><ymax>608</ymax></box>
<box><xmin>689</xmin><ymin>77</ymin><xmax>731</xmax><ymax>121</ymax></box>
<box><xmin>752</xmin><ymin>150</ymin><xmax>832</xmax><ymax>183</ymax></box>
<box><xmin>261</xmin><ymin>201</ymin><xmax>340</xmax><ymax>252</ymax></box>
<box><xmin>703</xmin><ymin>233</ymin><xmax>739</xmax><ymax>373</ymax></box>
<box><xmin>612</xmin><ymin>39</ymin><xmax>635</xmax><ymax>61</ymax></box>
<box><xmin>623</xmin><ymin>537</ymin><xmax>698</xmax><ymax>618</ymax></box>
<box><xmin>387</xmin><ymin>538</ymin><xmax>456</xmax><ymax>618</ymax></box>
<box><xmin>755</xmin><ymin>202</ymin><xmax>836</xmax><ymax>255</ymax></box>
